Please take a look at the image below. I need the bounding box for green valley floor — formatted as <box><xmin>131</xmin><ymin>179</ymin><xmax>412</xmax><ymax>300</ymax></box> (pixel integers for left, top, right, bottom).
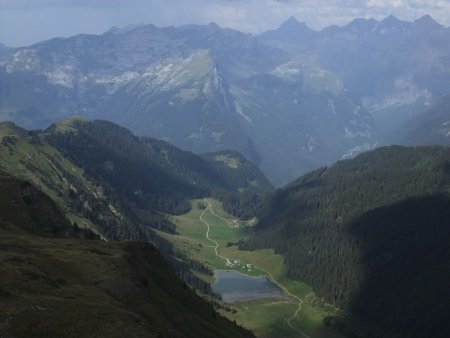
<box><xmin>158</xmin><ymin>199</ymin><xmax>343</xmax><ymax>338</ymax></box>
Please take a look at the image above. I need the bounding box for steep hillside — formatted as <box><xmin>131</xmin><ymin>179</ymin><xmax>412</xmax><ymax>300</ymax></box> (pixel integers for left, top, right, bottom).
<box><xmin>45</xmin><ymin>118</ymin><xmax>273</xmax><ymax>219</ymax></box>
<box><xmin>201</xmin><ymin>150</ymin><xmax>272</xmax><ymax>195</ymax></box>
<box><xmin>0</xmin><ymin>174</ymin><xmax>254</xmax><ymax>338</ymax></box>
<box><xmin>0</xmin><ymin>119</ymin><xmax>271</xmax><ymax>237</ymax></box>
<box><xmin>1</xmin><ymin>119</ymin><xmax>273</xmax><ymax>293</ymax></box>
<box><xmin>242</xmin><ymin>146</ymin><xmax>450</xmax><ymax>338</ymax></box>
<box><xmin>0</xmin><ymin>121</ymin><xmax>140</xmax><ymax>240</ymax></box>
<box><xmin>201</xmin><ymin>150</ymin><xmax>273</xmax><ymax>218</ymax></box>
<box><xmin>0</xmin><ymin>172</ymin><xmax>74</xmax><ymax>237</ymax></box>
<box><xmin>397</xmin><ymin>93</ymin><xmax>450</xmax><ymax>146</ymax></box>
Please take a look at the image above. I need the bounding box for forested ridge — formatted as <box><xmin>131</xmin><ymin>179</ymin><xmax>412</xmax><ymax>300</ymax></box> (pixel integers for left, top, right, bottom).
<box><xmin>0</xmin><ymin>119</ymin><xmax>272</xmax><ymax>297</ymax></box>
<box><xmin>241</xmin><ymin>145</ymin><xmax>450</xmax><ymax>338</ymax></box>
<box><xmin>0</xmin><ymin>172</ymin><xmax>98</xmax><ymax>239</ymax></box>
<box><xmin>201</xmin><ymin>150</ymin><xmax>273</xmax><ymax>218</ymax></box>
<box><xmin>0</xmin><ymin>121</ymin><xmax>141</xmax><ymax>241</ymax></box>
<box><xmin>46</xmin><ymin>119</ymin><xmax>273</xmax><ymax>222</ymax></box>
<box><xmin>43</xmin><ymin>119</ymin><xmax>273</xmax><ymax>295</ymax></box>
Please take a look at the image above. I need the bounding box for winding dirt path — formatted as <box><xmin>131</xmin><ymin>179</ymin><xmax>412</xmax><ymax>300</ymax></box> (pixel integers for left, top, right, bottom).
<box><xmin>206</xmin><ymin>203</ymin><xmax>234</xmax><ymax>225</ymax></box>
<box><xmin>264</xmin><ymin>270</ymin><xmax>311</xmax><ymax>338</ymax></box>
<box><xmin>199</xmin><ymin>199</ymin><xmax>231</xmax><ymax>266</ymax></box>
<box><xmin>199</xmin><ymin>198</ymin><xmax>312</xmax><ymax>338</ymax></box>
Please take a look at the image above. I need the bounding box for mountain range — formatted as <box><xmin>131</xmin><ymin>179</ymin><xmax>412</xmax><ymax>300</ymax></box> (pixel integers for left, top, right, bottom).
<box><xmin>260</xmin><ymin>15</ymin><xmax>450</xmax><ymax>124</ymax></box>
<box><xmin>6</xmin><ymin>16</ymin><xmax>449</xmax><ymax>184</ymax></box>
<box><xmin>2</xmin><ymin>13</ymin><xmax>450</xmax><ymax>338</ymax></box>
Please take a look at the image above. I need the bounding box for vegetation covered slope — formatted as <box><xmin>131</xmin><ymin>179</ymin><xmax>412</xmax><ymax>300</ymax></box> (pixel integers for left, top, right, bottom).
<box><xmin>0</xmin><ymin>172</ymin><xmax>73</xmax><ymax>237</ymax></box>
<box><xmin>45</xmin><ymin>118</ymin><xmax>273</xmax><ymax>219</ymax></box>
<box><xmin>201</xmin><ymin>150</ymin><xmax>273</xmax><ymax>218</ymax></box>
<box><xmin>0</xmin><ymin>174</ymin><xmax>254</xmax><ymax>338</ymax></box>
<box><xmin>0</xmin><ymin>121</ymin><xmax>140</xmax><ymax>240</ymax></box>
<box><xmin>241</xmin><ymin>145</ymin><xmax>450</xmax><ymax>338</ymax></box>
<box><xmin>0</xmin><ymin>119</ymin><xmax>271</xmax><ymax>294</ymax></box>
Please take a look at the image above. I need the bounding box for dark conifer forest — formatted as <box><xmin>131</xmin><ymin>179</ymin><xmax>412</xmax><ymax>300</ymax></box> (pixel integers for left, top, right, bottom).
<box><xmin>3</xmin><ymin>9</ymin><xmax>450</xmax><ymax>337</ymax></box>
<box><xmin>46</xmin><ymin>119</ymin><xmax>273</xmax><ymax>226</ymax></box>
<box><xmin>242</xmin><ymin>146</ymin><xmax>450</xmax><ymax>338</ymax></box>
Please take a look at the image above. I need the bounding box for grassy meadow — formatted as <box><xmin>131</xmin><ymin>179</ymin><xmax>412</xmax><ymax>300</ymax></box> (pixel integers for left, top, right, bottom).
<box><xmin>160</xmin><ymin>199</ymin><xmax>343</xmax><ymax>338</ymax></box>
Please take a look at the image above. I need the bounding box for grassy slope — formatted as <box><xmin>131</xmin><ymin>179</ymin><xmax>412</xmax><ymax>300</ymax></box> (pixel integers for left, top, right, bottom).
<box><xmin>0</xmin><ymin>121</ymin><xmax>142</xmax><ymax>240</ymax></box>
<box><xmin>160</xmin><ymin>199</ymin><xmax>343</xmax><ymax>338</ymax></box>
<box><xmin>0</xmin><ymin>174</ymin><xmax>254</xmax><ymax>338</ymax></box>
<box><xmin>0</xmin><ymin>228</ymin><xmax>255</xmax><ymax>338</ymax></box>
<box><xmin>0</xmin><ymin>173</ymin><xmax>72</xmax><ymax>237</ymax></box>
<box><xmin>0</xmin><ymin>122</ymin><xmax>101</xmax><ymax>230</ymax></box>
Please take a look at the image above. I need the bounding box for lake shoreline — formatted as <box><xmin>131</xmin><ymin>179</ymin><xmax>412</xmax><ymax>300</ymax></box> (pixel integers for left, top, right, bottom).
<box><xmin>213</xmin><ymin>268</ymin><xmax>267</xmax><ymax>280</ymax></box>
<box><xmin>213</xmin><ymin>269</ymin><xmax>284</xmax><ymax>302</ymax></box>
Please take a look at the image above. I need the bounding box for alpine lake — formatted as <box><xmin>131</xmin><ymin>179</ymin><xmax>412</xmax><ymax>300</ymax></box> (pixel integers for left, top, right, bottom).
<box><xmin>212</xmin><ymin>269</ymin><xmax>284</xmax><ymax>302</ymax></box>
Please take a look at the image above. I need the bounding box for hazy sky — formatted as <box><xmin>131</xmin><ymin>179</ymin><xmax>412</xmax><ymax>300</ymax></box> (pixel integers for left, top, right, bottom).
<box><xmin>1</xmin><ymin>0</ymin><xmax>449</xmax><ymax>47</ymax></box>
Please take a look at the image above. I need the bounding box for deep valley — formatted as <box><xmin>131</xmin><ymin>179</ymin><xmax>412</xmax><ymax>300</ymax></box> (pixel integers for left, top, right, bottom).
<box><xmin>2</xmin><ymin>8</ymin><xmax>450</xmax><ymax>338</ymax></box>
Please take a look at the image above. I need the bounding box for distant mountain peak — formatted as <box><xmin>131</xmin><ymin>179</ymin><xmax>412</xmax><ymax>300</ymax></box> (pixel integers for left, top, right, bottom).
<box><xmin>344</xmin><ymin>17</ymin><xmax>378</xmax><ymax>31</ymax></box>
<box><xmin>208</xmin><ymin>22</ymin><xmax>220</xmax><ymax>29</ymax></box>
<box><xmin>353</xmin><ymin>17</ymin><xmax>377</xmax><ymax>24</ymax></box>
<box><xmin>416</xmin><ymin>14</ymin><xmax>436</xmax><ymax>23</ymax></box>
<box><xmin>414</xmin><ymin>14</ymin><xmax>443</xmax><ymax>29</ymax></box>
<box><xmin>285</xmin><ymin>16</ymin><xmax>299</xmax><ymax>24</ymax></box>
<box><xmin>382</xmin><ymin>14</ymin><xmax>401</xmax><ymax>23</ymax></box>
<box><xmin>259</xmin><ymin>15</ymin><xmax>316</xmax><ymax>44</ymax></box>
<box><xmin>376</xmin><ymin>15</ymin><xmax>409</xmax><ymax>31</ymax></box>
<box><xmin>107</xmin><ymin>23</ymin><xmax>145</xmax><ymax>35</ymax></box>
<box><xmin>279</xmin><ymin>16</ymin><xmax>311</xmax><ymax>31</ymax></box>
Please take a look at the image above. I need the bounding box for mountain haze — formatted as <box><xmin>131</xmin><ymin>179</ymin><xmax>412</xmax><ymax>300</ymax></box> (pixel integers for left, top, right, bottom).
<box><xmin>259</xmin><ymin>15</ymin><xmax>450</xmax><ymax>138</ymax></box>
<box><xmin>0</xmin><ymin>20</ymin><xmax>386</xmax><ymax>185</ymax></box>
<box><xmin>397</xmin><ymin>93</ymin><xmax>450</xmax><ymax>146</ymax></box>
<box><xmin>2</xmin><ymin>16</ymin><xmax>450</xmax><ymax>181</ymax></box>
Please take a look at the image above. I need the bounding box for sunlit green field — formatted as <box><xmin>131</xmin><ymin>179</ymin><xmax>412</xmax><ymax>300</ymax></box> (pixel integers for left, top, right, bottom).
<box><xmin>160</xmin><ymin>199</ymin><xmax>343</xmax><ymax>338</ymax></box>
